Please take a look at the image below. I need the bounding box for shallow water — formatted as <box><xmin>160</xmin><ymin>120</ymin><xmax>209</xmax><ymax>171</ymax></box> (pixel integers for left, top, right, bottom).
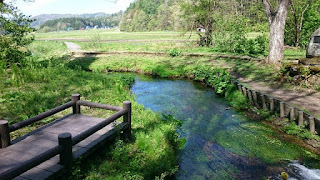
<box><xmin>130</xmin><ymin>75</ymin><xmax>320</xmax><ymax>180</ymax></box>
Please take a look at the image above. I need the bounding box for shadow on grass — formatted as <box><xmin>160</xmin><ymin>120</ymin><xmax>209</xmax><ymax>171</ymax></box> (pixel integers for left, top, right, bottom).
<box><xmin>66</xmin><ymin>57</ymin><xmax>99</xmax><ymax>72</ymax></box>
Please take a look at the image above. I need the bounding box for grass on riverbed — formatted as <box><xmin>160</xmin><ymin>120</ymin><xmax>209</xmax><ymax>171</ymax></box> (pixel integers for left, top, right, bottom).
<box><xmin>0</xmin><ymin>41</ymin><xmax>181</xmax><ymax>179</ymax></box>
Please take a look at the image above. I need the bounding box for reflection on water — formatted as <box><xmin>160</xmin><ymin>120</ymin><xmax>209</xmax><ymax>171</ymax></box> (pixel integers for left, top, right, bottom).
<box><xmin>130</xmin><ymin>75</ymin><xmax>320</xmax><ymax>179</ymax></box>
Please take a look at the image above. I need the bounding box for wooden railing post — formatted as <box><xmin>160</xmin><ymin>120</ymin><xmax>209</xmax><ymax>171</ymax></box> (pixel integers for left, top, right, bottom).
<box><xmin>298</xmin><ymin>111</ymin><xmax>304</xmax><ymax>127</ymax></box>
<box><xmin>252</xmin><ymin>91</ymin><xmax>259</xmax><ymax>107</ymax></box>
<box><xmin>123</xmin><ymin>101</ymin><xmax>132</xmax><ymax>139</ymax></box>
<box><xmin>280</xmin><ymin>102</ymin><xmax>285</xmax><ymax>118</ymax></box>
<box><xmin>309</xmin><ymin>116</ymin><xmax>315</xmax><ymax>133</ymax></box>
<box><xmin>237</xmin><ymin>83</ymin><xmax>242</xmax><ymax>92</ymax></box>
<box><xmin>269</xmin><ymin>98</ymin><xmax>274</xmax><ymax>113</ymax></box>
<box><xmin>0</xmin><ymin>120</ymin><xmax>10</xmax><ymax>148</ymax></box>
<box><xmin>58</xmin><ymin>133</ymin><xmax>73</xmax><ymax>170</ymax></box>
<box><xmin>72</xmin><ymin>94</ymin><xmax>81</xmax><ymax>114</ymax></box>
<box><xmin>261</xmin><ymin>95</ymin><xmax>267</xmax><ymax>109</ymax></box>
<box><xmin>290</xmin><ymin>107</ymin><xmax>295</xmax><ymax>121</ymax></box>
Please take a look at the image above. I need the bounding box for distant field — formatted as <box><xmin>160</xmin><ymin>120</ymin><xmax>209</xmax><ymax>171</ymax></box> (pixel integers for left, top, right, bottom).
<box><xmin>34</xmin><ymin>29</ymin><xmax>198</xmax><ymax>40</ymax></box>
<box><xmin>33</xmin><ymin>30</ymin><xmax>305</xmax><ymax>59</ymax></box>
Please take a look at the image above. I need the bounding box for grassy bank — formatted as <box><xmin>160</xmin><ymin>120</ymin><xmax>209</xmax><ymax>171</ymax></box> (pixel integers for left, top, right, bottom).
<box><xmin>0</xmin><ymin>41</ymin><xmax>181</xmax><ymax>179</ymax></box>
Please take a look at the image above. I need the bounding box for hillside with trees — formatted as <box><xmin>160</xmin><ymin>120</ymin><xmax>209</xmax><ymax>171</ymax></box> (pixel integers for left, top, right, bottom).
<box><xmin>38</xmin><ymin>12</ymin><xmax>122</xmax><ymax>32</ymax></box>
<box><xmin>31</xmin><ymin>12</ymin><xmax>109</xmax><ymax>28</ymax></box>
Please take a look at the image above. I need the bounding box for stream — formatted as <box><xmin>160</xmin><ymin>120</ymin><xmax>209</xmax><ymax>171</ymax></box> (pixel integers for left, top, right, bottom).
<box><xmin>129</xmin><ymin>74</ymin><xmax>320</xmax><ymax>180</ymax></box>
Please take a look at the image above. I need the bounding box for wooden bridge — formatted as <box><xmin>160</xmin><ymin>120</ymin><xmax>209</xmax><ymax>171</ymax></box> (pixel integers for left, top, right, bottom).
<box><xmin>0</xmin><ymin>94</ymin><xmax>132</xmax><ymax>180</ymax></box>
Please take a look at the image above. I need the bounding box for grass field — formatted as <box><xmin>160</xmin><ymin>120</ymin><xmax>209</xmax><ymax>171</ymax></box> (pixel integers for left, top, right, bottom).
<box><xmin>34</xmin><ymin>29</ymin><xmax>305</xmax><ymax>60</ymax></box>
<box><xmin>34</xmin><ymin>29</ymin><xmax>198</xmax><ymax>40</ymax></box>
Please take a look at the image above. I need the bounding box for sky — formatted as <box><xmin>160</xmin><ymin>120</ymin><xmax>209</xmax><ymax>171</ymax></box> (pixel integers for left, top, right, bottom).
<box><xmin>6</xmin><ymin>0</ymin><xmax>135</xmax><ymax>16</ymax></box>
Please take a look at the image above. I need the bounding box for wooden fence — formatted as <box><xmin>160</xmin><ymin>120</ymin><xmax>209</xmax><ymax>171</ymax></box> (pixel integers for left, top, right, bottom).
<box><xmin>233</xmin><ymin>81</ymin><xmax>320</xmax><ymax>135</ymax></box>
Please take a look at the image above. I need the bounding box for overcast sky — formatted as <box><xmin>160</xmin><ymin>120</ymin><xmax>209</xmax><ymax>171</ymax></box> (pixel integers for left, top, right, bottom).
<box><xmin>6</xmin><ymin>0</ymin><xmax>134</xmax><ymax>16</ymax></box>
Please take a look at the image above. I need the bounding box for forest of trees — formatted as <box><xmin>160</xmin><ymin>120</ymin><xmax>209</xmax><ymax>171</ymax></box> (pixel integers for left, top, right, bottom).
<box><xmin>38</xmin><ymin>12</ymin><xmax>122</xmax><ymax>32</ymax></box>
<box><xmin>120</xmin><ymin>0</ymin><xmax>320</xmax><ymax>48</ymax></box>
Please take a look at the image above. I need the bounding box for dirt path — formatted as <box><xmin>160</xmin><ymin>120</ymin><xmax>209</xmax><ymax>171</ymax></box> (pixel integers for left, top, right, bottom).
<box><xmin>232</xmin><ymin>72</ymin><xmax>320</xmax><ymax>116</ymax></box>
<box><xmin>64</xmin><ymin>42</ymin><xmax>83</xmax><ymax>52</ymax></box>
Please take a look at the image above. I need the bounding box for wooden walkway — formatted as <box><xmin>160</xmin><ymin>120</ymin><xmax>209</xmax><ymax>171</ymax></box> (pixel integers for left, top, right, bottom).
<box><xmin>0</xmin><ymin>94</ymin><xmax>131</xmax><ymax>180</ymax></box>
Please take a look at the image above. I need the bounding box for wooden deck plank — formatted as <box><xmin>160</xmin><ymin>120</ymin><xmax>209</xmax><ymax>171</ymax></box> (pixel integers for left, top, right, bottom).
<box><xmin>19</xmin><ymin>167</ymin><xmax>54</xmax><ymax>180</ymax></box>
<box><xmin>12</xmin><ymin>176</ymin><xmax>29</xmax><ymax>180</ymax></box>
<box><xmin>0</xmin><ymin>156</ymin><xmax>21</xmax><ymax>174</ymax></box>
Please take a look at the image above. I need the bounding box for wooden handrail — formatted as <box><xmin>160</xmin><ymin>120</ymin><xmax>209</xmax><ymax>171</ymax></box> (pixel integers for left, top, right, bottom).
<box><xmin>9</xmin><ymin>101</ymin><xmax>75</xmax><ymax>132</ymax></box>
<box><xmin>72</xmin><ymin>109</ymin><xmax>127</xmax><ymax>145</ymax></box>
<box><xmin>76</xmin><ymin>100</ymin><xmax>123</xmax><ymax>111</ymax></box>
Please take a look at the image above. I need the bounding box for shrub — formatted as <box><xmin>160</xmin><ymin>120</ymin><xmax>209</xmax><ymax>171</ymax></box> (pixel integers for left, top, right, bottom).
<box><xmin>169</xmin><ymin>48</ymin><xmax>181</xmax><ymax>57</ymax></box>
<box><xmin>0</xmin><ymin>3</ymin><xmax>34</xmax><ymax>64</ymax></box>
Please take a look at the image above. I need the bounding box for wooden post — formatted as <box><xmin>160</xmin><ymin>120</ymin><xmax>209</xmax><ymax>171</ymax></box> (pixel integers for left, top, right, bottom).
<box><xmin>252</xmin><ymin>91</ymin><xmax>259</xmax><ymax>108</ymax></box>
<box><xmin>123</xmin><ymin>101</ymin><xmax>132</xmax><ymax>139</ymax></box>
<box><xmin>247</xmin><ymin>89</ymin><xmax>253</xmax><ymax>102</ymax></box>
<box><xmin>261</xmin><ymin>95</ymin><xmax>267</xmax><ymax>109</ymax></box>
<box><xmin>242</xmin><ymin>87</ymin><xmax>247</xmax><ymax>97</ymax></box>
<box><xmin>58</xmin><ymin>133</ymin><xmax>73</xmax><ymax>170</ymax></box>
<box><xmin>269</xmin><ymin>98</ymin><xmax>274</xmax><ymax>113</ymax></box>
<box><xmin>290</xmin><ymin>107</ymin><xmax>295</xmax><ymax>121</ymax></box>
<box><xmin>237</xmin><ymin>83</ymin><xmax>242</xmax><ymax>92</ymax></box>
<box><xmin>280</xmin><ymin>102</ymin><xmax>285</xmax><ymax>118</ymax></box>
<box><xmin>309</xmin><ymin>116</ymin><xmax>315</xmax><ymax>133</ymax></box>
<box><xmin>0</xmin><ymin>120</ymin><xmax>10</xmax><ymax>148</ymax></box>
<box><xmin>298</xmin><ymin>111</ymin><xmax>304</xmax><ymax>127</ymax></box>
<box><xmin>72</xmin><ymin>94</ymin><xmax>81</xmax><ymax>114</ymax></box>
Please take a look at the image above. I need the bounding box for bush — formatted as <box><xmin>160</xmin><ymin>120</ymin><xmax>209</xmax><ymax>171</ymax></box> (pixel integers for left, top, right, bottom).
<box><xmin>169</xmin><ymin>48</ymin><xmax>181</xmax><ymax>57</ymax></box>
<box><xmin>193</xmin><ymin>65</ymin><xmax>232</xmax><ymax>94</ymax></box>
<box><xmin>86</xmin><ymin>33</ymin><xmax>102</xmax><ymax>50</ymax></box>
<box><xmin>212</xmin><ymin>17</ymin><xmax>268</xmax><ymax>56</ymax></box>
<box><xmin>0</xmin><ymin>3</ymin><xmax>34</xmax><ymax>64</ymax></box>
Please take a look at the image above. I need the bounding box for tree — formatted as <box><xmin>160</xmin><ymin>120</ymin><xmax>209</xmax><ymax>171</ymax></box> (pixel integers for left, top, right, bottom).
<box><xmin>0</xmin><ymin>2</ymin><xmax>34</xmax><ymax>64</ymax></box>
<box><xmin>285</xmin><ymin>0</ymin><xmax>320</xmax><ymax>48</ymax></box>
<box><xmin>180</xmin><ymin>0</ymin><xmax>218</xmax><ymax>46</ymax></box>
<box><xmin>262</xmin><ymin>0</ymin><xmax>291</xmax><ymax>64</ymax></box>
<box><xmin>285</xmin><ymin>0</ymin><xmax>312</xmax><ymax>47</ymax></box>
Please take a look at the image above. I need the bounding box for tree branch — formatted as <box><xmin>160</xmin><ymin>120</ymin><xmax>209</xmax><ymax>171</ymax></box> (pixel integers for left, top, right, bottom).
<box><xmin>262</xmin><ymin>0</ymin><xmax>273</xmax><ymax>24</ymax></box>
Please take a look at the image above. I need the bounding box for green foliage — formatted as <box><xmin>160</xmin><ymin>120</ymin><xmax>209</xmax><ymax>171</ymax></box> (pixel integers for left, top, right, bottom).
<box><xmin>120</xmin><ymin>0</ymin><xmax>185</xmax><ymax>32</ymax></box>
<box><xmin>193</xmin><ymin>65</ymin><xmax>232</xmax><ymax>94</ymax></box>
<box><xmin>284</xmin><ymin>122</ymin><xmax>320</xmax><ymax>140</ymax></box>
<box><xmin>285</xmin><ymin>0</ymin><xmax>320</xmax><ymax>48</ymax></box>
<box><xmin>213</xmin><ymin>18</ymin><xmax>268</xmax><ymax>56</ymax></box>
<box><xmin>169</xmin><ymin>48</ymin><xmax>181</xmax><ymax>57</ymax></box>
<box><xmin>224</xmin><ymin>84</ymin><xmax>248</xmax><ymax>110</ymax></box>
<box><xmin>0</xmin><ymin>3</ymin><xmax>34</xmax><ymax>64</ymax></box>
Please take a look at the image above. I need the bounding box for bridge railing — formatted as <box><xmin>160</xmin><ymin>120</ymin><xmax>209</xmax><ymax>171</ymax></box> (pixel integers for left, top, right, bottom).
<box><xmin>0</xmin><ymin>94</ymin><xmax>131</xmax><ymax>180</ymax></box>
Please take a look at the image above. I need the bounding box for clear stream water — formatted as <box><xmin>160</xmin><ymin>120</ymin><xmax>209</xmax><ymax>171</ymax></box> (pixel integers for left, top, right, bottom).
<box><xmin>129</xmin><ymin>74</ymin><xmax>320</xmax><ymax>180</ymax></box>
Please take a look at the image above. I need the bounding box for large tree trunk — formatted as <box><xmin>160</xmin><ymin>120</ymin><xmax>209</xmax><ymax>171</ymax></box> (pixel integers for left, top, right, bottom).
<box><xmin>263</xmin><ymin>0</ymin><xmax>290</xmax><ymax>64</ymax></box>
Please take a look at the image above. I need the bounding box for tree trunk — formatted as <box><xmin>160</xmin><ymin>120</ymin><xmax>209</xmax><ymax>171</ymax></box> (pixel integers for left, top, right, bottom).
<box><xmin>268</xmin><ymin>14</ymin><xmax>287</xmax><ymax>63</ymax></box>
<box><xmin>263</xmin><ymin>0</ymin><xmax>290</xmax><ymax>64</ymax></box>
<box><xmin>0</xmin><ymin>0</ymin><xmax>3</xmax><ymax>4</ymax></box>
